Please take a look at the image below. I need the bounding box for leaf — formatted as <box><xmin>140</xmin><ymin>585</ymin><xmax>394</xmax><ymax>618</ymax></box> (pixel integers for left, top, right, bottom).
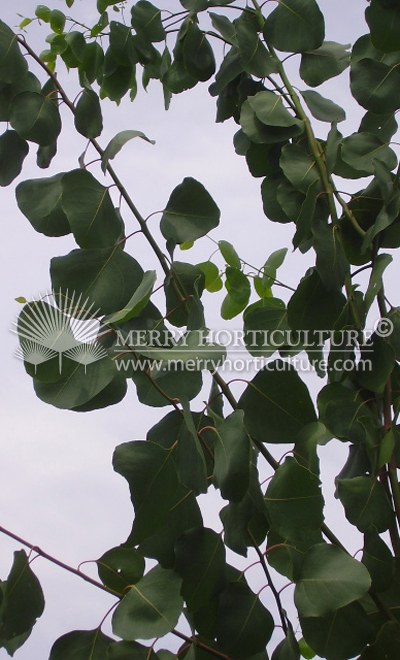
<box><xmin>219</xmin><ymin>240</ymin><xmax>241</xmax><ymax>269</ymax></box>
<box><xmin>48</xmin><ymin>630</ymin><xmax>113</xmax><ymax>660</ymax></box>
<box><xmin>280</xmin><ymin>143</ymin><xmax>321</xmax><ymax>194</ymax></box>
<box><xmin>364</xmin><ymin>253</ymin><xmax>392</xmax><ymax>313</ymax></box>
<box><xmin>174</xmin><ymin>398</ymin><xmax>208</xmax><ymax>494</ymax></box>
<box><xmin>236</xmin><ymin>14</ymin><xmax>278</xmax><ymax>77</ymax></box>
<box><xmin>113</xmin><ymin>440</ymin><xmax>187</xmax><ymax>544</ymax></box>
<box><xmin>294</xmin><ymin>543</ymin><xmax>371</xmax><ymax>617</ymax></box>
<box><xmin>0</xmin><ymin>130</ymin><xmax>28</xmax><ymax>186</ymax></box>
<box><xmin>131</xmin><ymin>1</ymin><xmax>165</xmax><ymax>43</ymax></box>
<box><xmin>112</xmin><ymin>565</ymin><xmax>183</xmax><ymax>640</ymax></box>
<box><xmin>360</xmin><ymin>621</ymin><xmax>400</xmax><ymax>660</ymax></box>
<box><xmin>35</xmin><ymin>6</ymin><xmax>51</xmax><ymax>22</ymax></box>
<box><xmin>213</xmin><ymin>410</ymin><xmax>250</xmax><ymax>502</ymax></box>
<box><xmin>106</xmin><ymin>271</ymin><xmax>157</xmax><ymax>324</ymax></box>
<box><xmin>196</xmin><ymin>262</ymin><xmax>222</xmax><ymax>292</ymax></box>
<box><xmin>263</xmin><ymin>0</ymin><xmax>325</xmax><ymax>54</ymax></box>
<box><xmin>97</xmin><ymin>546</ymin><xmax>145</xmax><ymax>593</ymax></box>
<box><xmin>61</xmin><ymin>170</ymin><xmax>122</xmax><ymax>249</ymax></box>
<box><xmin>265</xmin><ymin>457</ymin><xmax>324</xmax><ymax>543</ymax></box>
<box><xmin>240</xmin><ymin>99</ymin><xmax>304</xmax><ymax>145</ymax></box>
<box><xmin>74</xmin><ymin>88</ymin><xmax>103</xmax><ymax>138</ymax></box>
<box><xmin>16</xmin><ymin>173</ymin><xmax>70</xmax><ymax>237</ymax></box>
<box><xmin>350</xmin><ymin>58</ymin><xmax>400</xmax><ymax>114</ymax></box>
<box><xmin>362</xmin><ymin>530</ymin><xmax>395</xmax><ymax>593</ymax></box>
<box><xmin>161</xmin><ymin>178</ymin><xmax>220</xmax><ymax>245</ymax></box>
<box><xmin>244</xmin><ymin>299</ymin><xmax>290</xmax><ymax>358</ymax></box>
<box><xmin>216</xmin><ymin>582</ymin><xmax>274</xmax><ymax>658</ymax></box>
<box><xmin>108</xmin><ymin>641</ymin><xmax>160</xmax><ymax>660</ymax></box>
<box><xmin>10</xmin><ymin>91</ymin><xmax>61</xmax><ymax>146</ymax></box>
<box><xmin>109</xmin><ymin>21</ymin><xmax>136</xmax><ymax>66</ymax></box>
<box><xmin>271</xmin><ymin>629</ymin><xmax>301</xmax><ymax>660</ymax></box>
<box><xmin>51</xmin><ymin>247</ymin><xmax>143</xmax><ymax>315</ymax></box>
<box><xmin>101</xmin><ymin>129</ymin><xmax>155</xmax><ymax>172</ymax></box>
<box><xmin>0</xmin><ymin>20</ymin><xmax>28</xmax><ymax>83</ymax></box>
<box><xmin>50</xmin><ymin>9</ymin><xmax>66</xmax><ymax>34</ymax></box>
<box><xmin>249</xmin><ymin>91</ymin><xmax>303</xmax><ymax>129</ymax></box>
<box><xmin>0</xmin><ymin>551</ymin><xmax>44</xmax><ymax>640</ymax></box>
<box><xmin>183</xmin><ymin>23</ymin><xmax>215</xmax><ymax>82</ymax></box>
<box><xmin>340</xmin><ymin>132</ymin><xmax>397</xmax><ymax>177</ymax></box>
<box><xmin>336</xmin><ymin>476</ymin><xmax>393</xmax><ymax>533</ymax></box>
<box><xmin>300</xmin><ymin>90</ymin><xmax>346</xmax><ymax>123</ymax></box>
<box><xmin>175</xmin><ymin>527</ymin><xmax>226</xmax><ymax>611</ymax></box>
<box><xmin>238</xmin><ymin>360</ymin><xmax>317</xmax><ymax>443</ymax></box>
<box><xmin>299</xmin><ymin>602</ymin><xmax>372</xmax><ymax>660</ymax></box>
<box><xmin>300</xmin><ymin>41</ymin><xmax>350</xmax><ymax>87</ymax></box>
<box><xmin>312</xmin><ymin>222</ymin><xmax>349</xmax><ymax>291</ymax></box>
<box><xmin>317</xmin><ymin>383</ymin><xmax>373</xmax><ymax>445</ymax></box>
<box><xmin>366</xmin><ymin>0</ymin><xmax>400</xmax><ymax>53</ymax></box>
<box><xmin>34</xmin><ymin>356</ymin><xmax>118</xmax><ymax>410</ymax></box>
<box><xmin>288</xmin><ymin>269</ymin><xmax>346</xmax><ymax>335</ymax></box>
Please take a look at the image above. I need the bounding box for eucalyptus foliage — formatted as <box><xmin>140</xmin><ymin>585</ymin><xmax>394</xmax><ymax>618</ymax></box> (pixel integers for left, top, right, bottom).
<box><xmin>2</xmin><ymin>0</ymin><xmax>400</xmax><ymax>658</ymax></box>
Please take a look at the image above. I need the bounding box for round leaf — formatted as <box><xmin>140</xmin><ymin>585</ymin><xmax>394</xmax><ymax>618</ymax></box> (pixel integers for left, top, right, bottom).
<box><xmin>74</xmin><ymin>89</ymin><xmax>103</xmax><ymax>138</ymax></box>
<box><xmin>10</xmin><ymin>91</ymin><xmax>61</xmax><ymax>146</ymax></box>
<box><xmin>0</xmin><ymin>130</ymin><xmax>28</xmax><ymax>186</ymax></box>
<box><xmin>16</xmin><ymin>173</ymin><xmax>70</xmax><ymax>237</ymax></box>
<box><xmin>49</xmin><ymin>630</ymin><xmax>114</xmax><ymax>660</ymax></box>
<box><xmin>263</xmin><ymin>0</ymin><xmax>325</xmax><ymax>53</ymax></box>
<box><xmin>161</xmin><ymin>177</ymin><xmax>220</xmax><ymax>244</ymax></box>
<box><xmin>0</xmin><ymin>20</ymin><xmax>28</xmax><ymax>83</ymax></box>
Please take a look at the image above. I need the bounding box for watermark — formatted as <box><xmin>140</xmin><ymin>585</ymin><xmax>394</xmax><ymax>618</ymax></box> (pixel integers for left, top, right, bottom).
<box><xmin>11</xmin><ymin>291</ymin><xmax>107</xmax><ymax>374</ymax></box>
<box><xmin>11</xmin><ymin>289</ymin><xmax>393</xmax><ymax>376</ymax></box>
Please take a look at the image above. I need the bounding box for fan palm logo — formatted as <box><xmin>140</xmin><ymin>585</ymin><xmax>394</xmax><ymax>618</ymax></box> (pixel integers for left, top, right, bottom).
<box><xmin>12</xmin><ymin>291</ymin><xmax>108</xmax><ymax>374</ymax></box>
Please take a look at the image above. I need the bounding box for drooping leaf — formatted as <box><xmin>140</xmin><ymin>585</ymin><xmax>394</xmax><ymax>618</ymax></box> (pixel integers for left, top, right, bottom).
<box><xmin>0</xmin><ymin>551</ymin><xmax>44</xmax><ymax>641</ymax></box>
<box><xmin>280</xmin><ymin>143</ymin><xmax>321</xmax><ymax>194</ymax></box>
<box><xmin>360</xmin><ymin>621</ymin><xmax>400</xmax><ymax>660</ymax></box>
<box><xmin>51</xmin><ymin>247</ymin><xmax>143</xmax><ymax>315</ymax></box>
<box><xmin>107</xmin><ymin>640</ymin><xmax>160</xmax><ymax>660</ymax></box>
<box><xmin>362</xmin><ymin>530</ymin><xmax>395</xmax><ymax>593</ymax></box>
<box><xmin>175</xmin><ymin>527</ymin><xmax>226</xmax><ymax>611</ymax></box>
<box><xmin>216</xmin><ymin>582</ymin><xmax>274</xmax><ymax>658</ymax></box>
<box><xmin>300</xmin><ymin>41</ymin><xmax>350</xmax><ymax>87</ymax></box>
<box><xmin>219</xmin><ymin>240</ymin><xmax>241</xmax><ymax>269</ymax></box>
<box><xmin>48</xmin><ymin>630</ymin><xmax>113</xmax><ymax>660</ymax></box>
<box><xmin>101</xmin><ymin>129</ymin><xmax>155</xmax><ymax>172</ymax></box>
<box><xmin>196</xmin><ymin>262</ymin><xmax>222</xmax><ymax>292</ymax></box>
<box><xmin>174</xmin><ymin>398</ymin><xmax>208</xmax><ymax>494</ymax></box>
<box><xmin>340</xmin><ymin>132</ymin><xmax>397</xmax><ymax>177</ymax></box>
<box><xmin>351</xmin><ymin>57</ymin><xmax>400</xmax><ymax>114</ymax></box>
<box><xmin>131</xmin><ymin>1</ymin><xmax>165</xmax><ymax>43</ymax></box>
<box><xmin>50</xmin><ymin>9</ymin><xmax>66</xmax><ymax>34</ymax></box>
<box><xmin>300</xmin><ymin>90</ymin><xmax>346</xmax><ymax>123</ymax></box>
<box><xmin>265</xmin><ymin>457</ymin><xmax>324</xmax><ymax>543</ymax></box>
<box><xmin>10</xmin><ymin>91</ymin><xmax>61</xmax><ymax>145</ymax></box>
<box><xmin>213</xmin><ymin>410</ymin><xmax>250</xmax><ymax>502</ymax></box>
<box><xmin>244</xmin><ymin>299</ymin><xmax>290</xmax><ymax>358</ymax></box>
<box><xmin>263</xmin><ymin>0</ymin><xmax>325</xmax><ymax>54</ymax></box>
<box><xmin>288</xmin><ymin>269</ymin><xmax>346</xmax><ymax>332</ymax></box>
<box><xmin>0</xmin><ymin>20</ymin><xmax>28</xmax><ymax>83</ymax></box>
<box><xmin>366</xmin><ymin>0</ymin><xmax>400</xmax><ymax>53</ymax></box>
<box><xmin>161</xmin><ymin>178</ymin><xmax>220</xmax><ymax>245</ymax></box>
<box><xmin>271</xmin><ymin>629</ymin><xmax>300</xmax><ymax>660</ymax></box>
<box><xmin>236</xmin><ymin>13</ymin><xmax>278</xmax><ymax>77</ymax></box>
<box><xmin>248</xmin><ymin>91</ymin><xmax>303</xmax><ymax>130</ymax></box>
<box><xmin>0</xmin><ymin>130</ymin><xmax>28</xmax><ymax>186</ymax></box>
<box><xmin>182</xmin><ymin>22</ymin><xmax>215</xmax><ymax>82</ymax></box>
<box><xmin>61</xmin><ymin>170</ymin><xmax>123</xmax><ymax>249</ymax></box>
<box><xmin>294</xmin><ymin>543</ymin><xmax>371</xmax><ymax>617</ymax></box>
<box><xmin>112</xmin><ymin>565</ymin><xmax>183</xmax><ymax>640</ymax></box>
<box><xmin>74</xmin><ymin>88</ymin><xmax>103</xmax><ymax>138</ymax></box>
<box><xmin>16</xmin><ymin>173</ymin><xmax>70</xmax><ymax>237</ymax></box>
<box><xmin>238</xmin><ymin>360</ymin><xmax>317</xmax><ymax>443</ymax></box>
<box><xmin>106</xmin><ymin>271</ymin><xmax>157</xmax><ymax>324</ymax></box>
<box><xmin>336</xmin><ymin>476</ymin><xmax>393</xmax><ymax>533</ymax></box>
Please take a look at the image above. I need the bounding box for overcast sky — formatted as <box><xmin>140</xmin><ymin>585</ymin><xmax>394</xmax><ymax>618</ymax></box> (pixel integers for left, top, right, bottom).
<box><xmin>0</xmin><ymin>1</ymin><xmax>393</xmax><ymax>658</ymax></box>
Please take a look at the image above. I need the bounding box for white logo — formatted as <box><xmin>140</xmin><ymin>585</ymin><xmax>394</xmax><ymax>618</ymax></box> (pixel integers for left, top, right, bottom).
<box><xmin>11</xmin><ymin>291</ymin><xmax>108</xmax><ymax>374</ymax></box>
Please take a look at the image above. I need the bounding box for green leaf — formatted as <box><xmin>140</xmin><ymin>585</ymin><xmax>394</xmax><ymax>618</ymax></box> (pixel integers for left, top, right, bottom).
<box><xmin>0</xmin><ymin>551</ymin><xmax>44</xmax><ymax>640</ymax></box>
<box><xmin>16</xmin><ymin>173</ymin><xmax>70</xmax><ymax>237</ymax></box>
<box><xmin>109</xmin><ymin>21</ymin><xmax>136</xmax><ymax>66</ymax></box>
<box><xmin>161</xmin><ymin>178</ymin><xmax>220</xmax><ymax>245</ymax></box>
<box><xmin>74</xmin><ymin>89</ymin><xmax>103</xmax><ymax>138</ymax></box>
<box><xmin>366</xmin><ymin>0</ymin><xmax>400</xmax><ymax>53</ymax></box>
<box><xmin>238</xmin><ymin>360</ymin><xmax>317</xmax><ymax>443</ymax></box>
<box><xmin>300</xmin><ymin>41</ymin><xmax>350</xmax><ymax>87</ymax></box>
<box><xmin>175</xmin><ymin>527</ymin><xmax>226</xmax><ymax>611</ymax></box>
<box><xmin>336</xmin><ymin>476</ymin><xmax>393</xmax><ymax>533</ymax></box>
<box><xmin>10</xmin><ymin>91</ymin><xmax>61</xmax><ymax>146</ymax></box>
<box><xmin>80</xmin><ymin>42</ymin><xmax>104</xmax><ymax>84</ymax></box>
<box><xmin>294</xmin><ymin>543</ymin><xmax>371</xmax><ymax>617</ymax></box>
<box><xmin>174</xmin><ymin>398</ymin><xmax>208</xmax><ymax>494</ymax></box>
<box><xmin>106</xmin><ymin>271</ymin><xmax>157</xmax><ymax>324</ymax></box>
<box><xmin>271</xmin><ymin>629</ymin><xmax>301</xmax><ymax>660</ymax></box>
<box><xmin>100</xmin><ymin>59</ymin><xmax>135</xmax><ymax>103</ymax></box>
<box><xmin>317</xmin><ymin>383</ymin><xmax>372</xmax><ymax>445</ymax></box>
<box><xmin>34</xmin><ymin>356</ymin><xmax>118</xmax><ymax>410</ymax></box>
<box><xmin>48</xmin><ymin>630</ymin><xmax>113</xmax><ymax>660</ymax></box>
<box><xmin>131</xmin><ymin>1</ymin><xmax>165</xmax><ymax>43</ymax></box>
<box><xmin>236</xmin><ymin>14</ymin><xmax>278</xmax><ymax>77</ymax></box>
<box><xmin>213</xmin><ymin>410</ymin><xmax>250</xmax><ymax>502</ymax></box>
<box><xmin>35</xmin><ymin>6</ymin><xmax>51</xmax><ymax>22</ymax></box>
<box><xmin>300</xmin><ymin>90</ymin><xmax>346</xmax><ymax>123</ymax></box>
<box><xmin>112</xmin><ymin>565</ymin><xmax>183</xmax><ymax>640</ymax></box>
<box><xmin>263</xmin><ymin>0</ymin><xmax>325</xmax><ymax>54</ymax></box>
<box><xmin>51</xmin><ymin>247</ymin><xmax>143</xmax><ymax>315</ymax></box>
<box><xmin>108</xmin><ymin>641</ymin><xmax>160</xmax><ymax>660</ymax></box>
<box><xmin>196</xmin><ymin>262</ymin><xmax>222</xmax><ymax>292</ymax></box>
<box><xmin>219</xmin><ymin>240</ymin><xmax>241</xmax><ymax>269</ymax></box>
<box><xmin>97</xmin><ymin>546</ymin><xmax>145</xmax><ymax>593</ymax></box>
<box><xmin>312</xmin><ymin>222</ymin><xmax>349</xmax><ymax>291</ymax></box>
<box><xmin>240</xmin><ymin>99</ymin><xmax>304</xmax><ymax>145</ymax></box>
<box><xmin>356</xmin><ymin>333</ymin><xmax>395</xmax><ymax>393</ymax></box>
<box><xmin>298</xmin><ymin>638</ymin><xmax>315</xmax><ymax>660</ymax></box>
<box><xmin>244</xmin><ymin>299</ymin><xmax>290</xmax><ymax>358</ymax></box>
<box><xmin>248</xmin><ymin>91</ymin><xmax>303</xmax><ymax>132</ymax></box>
<box><xmin>221</xmin><ymin>267</ymin><xmax>251</xmax><ymax>320</ymax></box>
<box><xmin>288</xmin><ymin>270</ymin><xmax>346</xmax><ymax>332</ymax></box>
<box><xmin>64</xmin><ymin>31</ymin><xmax>86</xmax><ymax>64</ymax></box>
<box><xmin>359</xmin><ymin>110</ymin><xmax>398</xmax><ymax>142</ymax></box>
<box><xmin>362</xmin><ymin>530</ymin><xmax>395</xmax><ymax>593</ymax></box>
<box><xmin>299</xmin><ymin>602</ymin><xmax>372</xmax><ymax>660</ymax></box>
<box><xmin>360</xmin><ymin>621</ymin><xmax>400</xmax><ymax>660</ymax></box>
<box><xmin>280</xmin><ymin>144</ymin><xmax>321</xmax><ymax>194</ymax></box>
<box><xmin>265</xmin><ymin>457</ymin><xmax>324</xmax><ymax>543</ymax></box>
<box><xmin>50</xmin><ymin>9</ymin><xmax>66</xmax><ymax>34</ymax></box>
<box><xmin>364</xmin><ymin>253</ymin><xmax>392</xmax><ymax>313</ymax></box>
<box><xmin>182</xmin><ymin>22</ymin><xmax>215</xmax><ymax>82</ymax></box>
<box><xmin>0</xmin><ymin>72</ymin><xmax>41</xmax><ymax>122</ymax></box>
<box><xmin>0</xmin><ymin>20</ymin><xmax>28</xmax><ymax>83</ymax></box>
<box><xmin>340</xmin><ymin>132</ymin><xmax>397</xmax><ymax>177</ymax></box>
<box><xmin>0</xmin><ymin>130</ymin><xmax>28</xmax><ymax>186</ymax></box>
<box><xmin>61</xmin><ymin>170</ymin><xmax>122</xmax><ymax>249</ymax></box>
<box><xmin>209</xmin><ymin>13</ymin><xmax>237</xmax><ymax>46</ymax></box>
<box><xmin>101</xmin><ymin>129</ymin><xmax>155</xmax><ymax>172</ymax></box>
<box><xmin>113</xmin><ymin>440</ymin><xmax>187</xmax><ymax>544</ymax></box>
<box><xmin>350</xmin><ymin>58</ymin><xmax>400</xmax><ymax>114</ymax></box>
<box><xmin>216</xmin><ymin>582</ymin><xmax>274</xmax><ymax>658</ymax></box>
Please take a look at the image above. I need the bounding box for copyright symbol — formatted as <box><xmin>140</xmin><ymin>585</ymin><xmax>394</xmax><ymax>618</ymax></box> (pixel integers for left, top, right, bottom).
<box><xmin>374</xmin><ymin>318</ymin><xmax>394</xmax><ymax>338</ymax></box>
